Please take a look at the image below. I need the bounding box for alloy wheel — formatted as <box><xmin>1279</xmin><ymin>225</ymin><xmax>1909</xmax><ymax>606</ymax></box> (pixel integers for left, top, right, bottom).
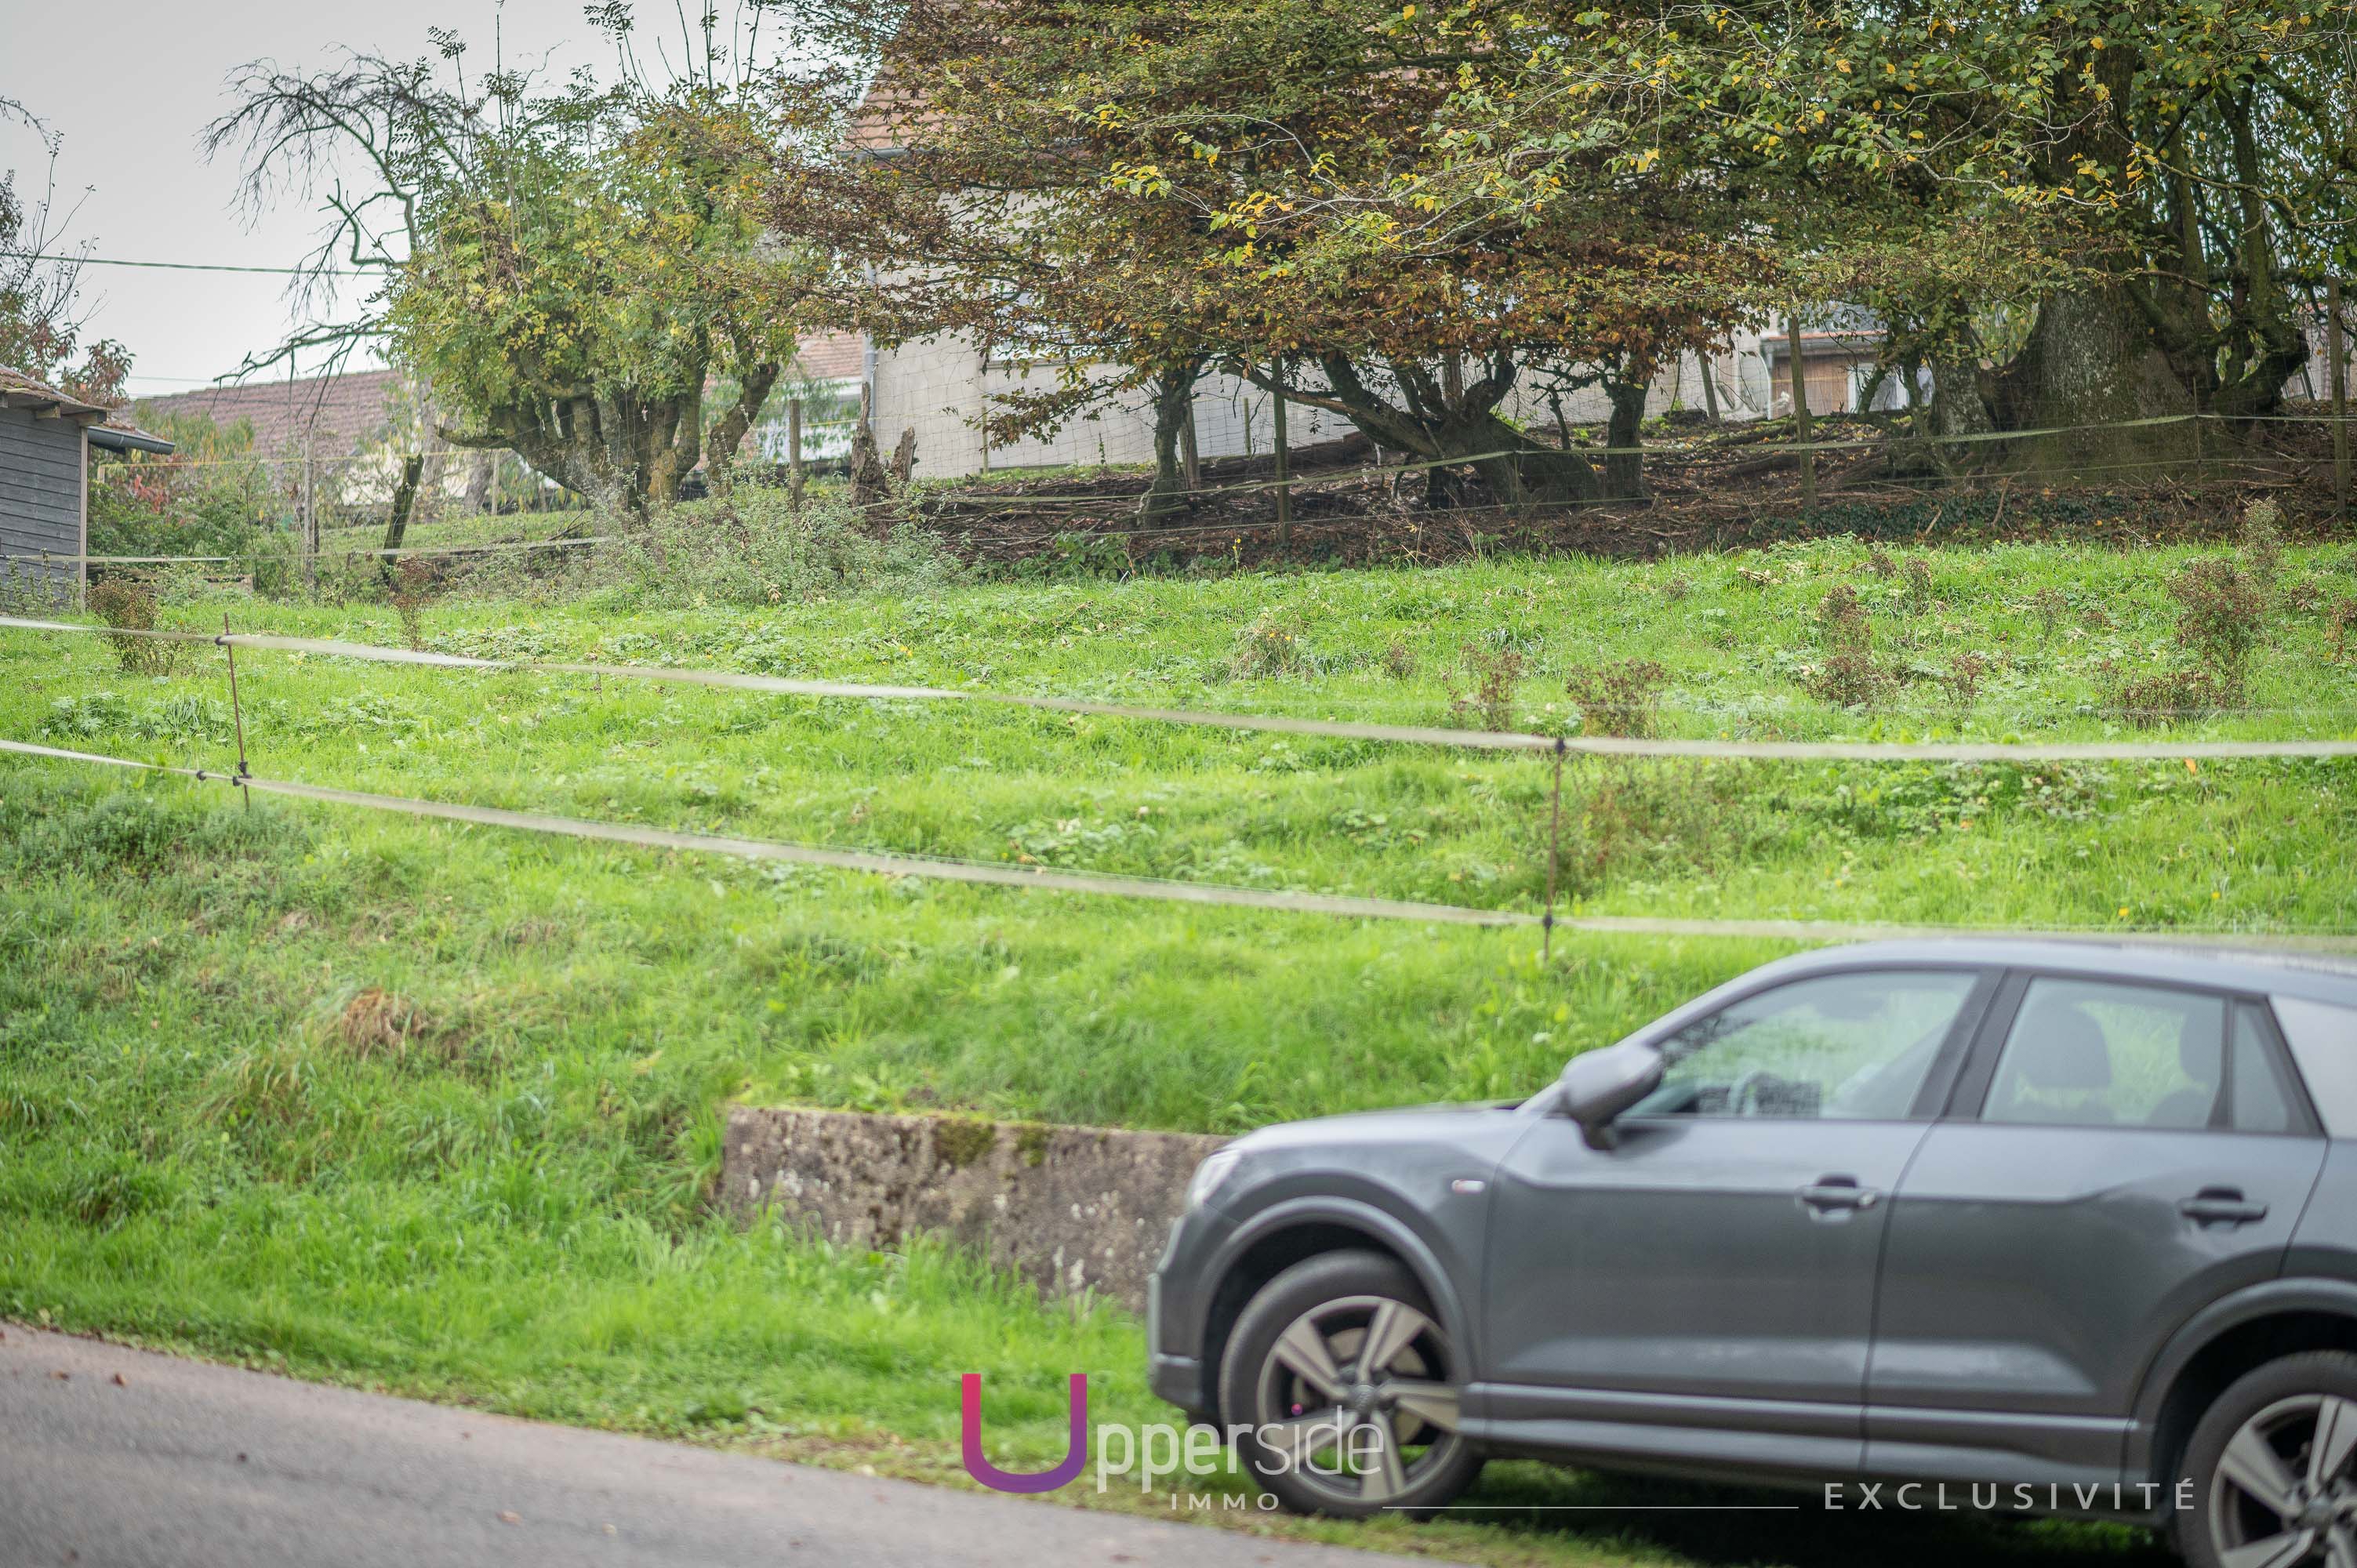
<box><xmin>1248</xmin><ymin>1291</ymin><xmax>1465</xmax><ymax>1509</ymax></box>
<box><xmin>2206</xmin><ymin>1393</ymin><xmax>2357</xmax><ymax>1568</ymax></box>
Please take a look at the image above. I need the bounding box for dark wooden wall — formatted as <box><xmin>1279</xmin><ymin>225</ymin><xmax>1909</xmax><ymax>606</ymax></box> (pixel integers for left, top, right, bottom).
<box><xmin>0</xmin><ymin>405</ymin><xmax>84</xmax><ymax>601</ymax></box>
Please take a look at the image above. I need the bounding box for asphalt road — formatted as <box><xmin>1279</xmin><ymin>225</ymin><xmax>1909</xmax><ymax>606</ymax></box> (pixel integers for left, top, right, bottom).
<box><xmin>0</xmin><ymin>1328</ymin><xmax>1425</xmax><ymax>1568</ymax></box>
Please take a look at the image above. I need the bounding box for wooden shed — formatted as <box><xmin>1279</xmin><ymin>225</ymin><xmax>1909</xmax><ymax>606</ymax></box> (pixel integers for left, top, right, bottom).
<box><xmin>1</xmin><ymin>366</ymin><xmax>174</xmax><ymax>601</ymax></box>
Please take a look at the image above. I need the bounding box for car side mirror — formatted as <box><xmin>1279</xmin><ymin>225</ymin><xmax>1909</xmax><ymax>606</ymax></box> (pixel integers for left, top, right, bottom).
<box><xmin>1556</xmin><ymin>1041</ymin><xmax>1665</xmax><ymax>1151</ymax></box>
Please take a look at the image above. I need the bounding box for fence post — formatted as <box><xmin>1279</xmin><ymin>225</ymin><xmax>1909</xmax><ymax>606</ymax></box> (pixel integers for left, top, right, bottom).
<box><xmin>1272</xmin><ymin>355</ymin><xmax>1292</xmax><ymax>549</ymax></box>
<box><xmin>1542</xmin><ymin>739</ymin><xmax>1565</xmax><ymax>964</ymax></box>
<box><xmin>2333</xmin><ymin>276</ymin><xmax>2351</xmax><ymax>519</ymax></box>
<box><xmin>301</xmin><ymin>445</ymin><xmax>318</xmax><ymax>593</ymax></box>
<box><xmin>219</xmin><ymin>612</ymin><xmax>252</xmax><ymax>811</ymax></box>
<box><xmin>1785</xmin><ymin>314</ymin><xmax>1815</xmax><ymax>509</ymax></box>
<box><xmin>977</xmin><ymin>350</ymin><xmax>993</xmax><ymax>474</ymax></box>
<box><xmin>787</xmin><ymin>397</ymin><xmax>806</xmax><ymax>513</ymax></box>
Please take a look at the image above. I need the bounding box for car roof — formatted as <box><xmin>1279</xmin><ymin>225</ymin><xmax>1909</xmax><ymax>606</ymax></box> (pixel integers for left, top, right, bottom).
<box><xmin>1751</xmin><ymin>939</ymin><xmax>2357</xmax><ymax>1007</ymax></box>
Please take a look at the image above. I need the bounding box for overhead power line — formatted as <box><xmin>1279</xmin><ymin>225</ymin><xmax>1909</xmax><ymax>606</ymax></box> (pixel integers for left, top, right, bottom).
<box><xmin>0</xmin><ymin>249</ymin><xmax>371</xmax><ymax>278</ymax></box>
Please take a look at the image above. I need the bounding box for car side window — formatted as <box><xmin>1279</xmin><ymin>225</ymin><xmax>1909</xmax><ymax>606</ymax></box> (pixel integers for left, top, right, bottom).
<box><xmin>1984</xmin><ymin>978</ymin><xmax>2227</xmax><ymax>1131</ymax></box>
<box><xmin>2272</xmin><ymin>996</ymin><xmax>2357</xmax><ymax>1138</ymax></box>
<box><xmin>2229</xmin><ymin>1004</ymin><xmax>2298</xmax><ymax>1134</ymax></box>
<box><xmin>1633</xmin><ymin>970</ymin><xmax>1979</xmax><ymax>1121</ymax></box>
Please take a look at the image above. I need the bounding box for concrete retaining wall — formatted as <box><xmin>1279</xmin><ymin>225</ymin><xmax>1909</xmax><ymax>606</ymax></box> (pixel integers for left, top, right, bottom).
<box><xmin>721</xmin><ymin>1105</ymin><xmax>1227</xmax><ymax>1313</ymax></box>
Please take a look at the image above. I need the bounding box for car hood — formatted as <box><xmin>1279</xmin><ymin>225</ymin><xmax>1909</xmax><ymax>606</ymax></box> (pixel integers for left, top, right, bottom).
<box><xmin>1230</xmin><ymin>1098</ymin><xmax>1527</xmax><ymax>1153</ymax></box>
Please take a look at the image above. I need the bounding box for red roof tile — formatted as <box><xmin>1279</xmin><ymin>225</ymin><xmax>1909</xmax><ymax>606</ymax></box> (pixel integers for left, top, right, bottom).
<box><xmin>133</xmin><ymin>368</ymin><xmax>401</xmax><ymax>459</ymax></box>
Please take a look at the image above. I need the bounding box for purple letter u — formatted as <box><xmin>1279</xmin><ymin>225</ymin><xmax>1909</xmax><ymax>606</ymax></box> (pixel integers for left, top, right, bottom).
<box><xmin>961</xmin><ymin>1373</ymin><xmax>1088</xmax><ymax>1494</ymax></box>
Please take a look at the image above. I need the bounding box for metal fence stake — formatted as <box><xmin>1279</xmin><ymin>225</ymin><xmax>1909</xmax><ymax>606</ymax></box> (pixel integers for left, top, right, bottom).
<box><xmin>220</xmin><ymin>612</ymin><xmax>252</xmax><ymax>810</ymax></box>
<box><xmin>1272</xmin><ymin>355</ymin><xmax>1292</xmax><ymax>549</ymax></box>
<box><xmin>788</xmin><ymin>397</ymin><xmax>806</xmax><ymax>513</ymax></box>
<box><xmin>2333</xmin><ymin>278</ymin><xmax>2351</xmax><ymax>519</ymax></box>
<box><xmin>1543</xmin><ymin>739</ymin><xmax>1565</xmax><ymax>963</ymax></box>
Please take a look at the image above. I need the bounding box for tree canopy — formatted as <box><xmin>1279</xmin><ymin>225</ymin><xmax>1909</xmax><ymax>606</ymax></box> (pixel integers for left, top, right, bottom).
<box><xmin>765</xmin><ymin>0</ymin><xmax>2356</xmax><ymax>496</ymax></box>
<box><xmin>207</xmin><ymin>12</ymin><xmax>825</xmax><ymax>514</ymax></box>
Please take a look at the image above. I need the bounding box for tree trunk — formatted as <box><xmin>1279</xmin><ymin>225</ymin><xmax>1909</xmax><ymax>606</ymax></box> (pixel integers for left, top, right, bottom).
<box><xmin>1989</xmin><ymin>285</ymin><xmax>2200</xmax><ymax>474</ymax></box>
<box><xmin>1274</xmin><ymin>351</ymin><xmax>1602</xmax><ymax>509</ymax></box>
<box><xmin>1602</xmin><ymin>376</ymin><xmax>1647</xmax><ymax>501</ymax></box>
<box><xmin>377</xmin><ymin>453</ymin><xmax>426</xmax><ymax>586</ymax></box>
<box><xmin>463</xmin><ymin>452</ymin><xmax>495</xmax><ymax>514</ymax></box>
<box><xmin>438</xmin><ymin>382</ymin><xmax>704</xmax><ymax>524</ymax></box>
<box><xmin>1139</xmin><ymin>359</ymin><xmax>1202</xmax><ymax>524</ymax></box>
<box><xmin>703</xmin><ymin>361</ymin><xmax>781</xmax><ymax>499</ymax></box>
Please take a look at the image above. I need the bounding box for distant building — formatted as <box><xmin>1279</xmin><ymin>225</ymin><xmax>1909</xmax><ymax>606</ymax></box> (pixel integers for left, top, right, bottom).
<box><xmin>1753</xmin><ymin>306</ymin><xmax>1924</xmax><ymax>416</ymax></box>
<box><xmin>1</xmin><ymin>366</ymin><xmax>174</xmax><ymax>597</ymax></box>
<box><xmin>750</xmin><ymin>331</ymin><xmax>865</xmax><ymax>465</ymax></box>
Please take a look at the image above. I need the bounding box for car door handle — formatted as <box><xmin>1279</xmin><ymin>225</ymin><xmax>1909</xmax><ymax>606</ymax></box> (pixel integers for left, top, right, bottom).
<box><xmin>1797</xmin><ymin>1177</ymin><xmax>1882</xmax><ymax>1214</ymax></box>
<box><xmin>2178</xmin><ymin>1188</ymin><xmax>2269</xmax><ymax>1226</ymax></box>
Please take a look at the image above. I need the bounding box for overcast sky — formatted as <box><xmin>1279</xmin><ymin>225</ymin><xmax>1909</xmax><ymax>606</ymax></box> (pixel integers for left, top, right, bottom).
<box><xmin>2</xmin><ymin>0</ymin><xmax>729</xmax><ymax>399</ymax></box>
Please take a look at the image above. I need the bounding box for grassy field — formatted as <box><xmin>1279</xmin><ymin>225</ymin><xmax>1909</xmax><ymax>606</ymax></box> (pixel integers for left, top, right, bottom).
<box><xmin>3</xmin><ymin>530</ymin><xmax>2351</xmax><ymax>1566</ymax></box>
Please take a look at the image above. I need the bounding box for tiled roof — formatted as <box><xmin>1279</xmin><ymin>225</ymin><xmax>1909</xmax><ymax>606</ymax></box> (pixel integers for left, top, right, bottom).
<box><xmin>133</xmin><ymin>368</ymin><xmax>401</xmax><ymax>459</ymax></box>
<box><xmin>791</xmin><ymin>331</ymin><xmax>864</xmax><ymax>383</ymax></box>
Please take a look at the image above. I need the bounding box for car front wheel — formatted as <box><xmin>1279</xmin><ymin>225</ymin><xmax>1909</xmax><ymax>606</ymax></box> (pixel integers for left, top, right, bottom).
<box><xmin>1216</xmin><ymin>1249</ymin><xmax>1482</xmax><ymax>1519</ymax></box>
<box><xmin>2178</xmin><ymin>1351</ymin><xmax>2357</xmax><ymax>1568</ymax></box>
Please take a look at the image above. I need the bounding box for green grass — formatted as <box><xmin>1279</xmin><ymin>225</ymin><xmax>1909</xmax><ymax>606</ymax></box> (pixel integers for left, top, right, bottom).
<box><xmin>3</xmin><ymin>533</ymin><xmax>2350</xmax><ymax>1566</ymax></box>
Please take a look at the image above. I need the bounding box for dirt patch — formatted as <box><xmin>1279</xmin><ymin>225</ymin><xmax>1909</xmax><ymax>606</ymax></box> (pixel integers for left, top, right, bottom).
<box><xmin>334</xmin><ymin>988</ymin><xmax>434</xmax><ymax>1060</ymax></box>
<box><xmin>895</xmin><ymin>411</ymin><xmax>2355</xmax><ymax>572</ymax></box>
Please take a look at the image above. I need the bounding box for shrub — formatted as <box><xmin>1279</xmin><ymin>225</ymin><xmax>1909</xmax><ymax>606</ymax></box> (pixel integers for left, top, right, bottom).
<box><xmin>2111</xmin><ymin>667</ymin><xmax>2235</xmax><ymax>728</ymax></box>
<box><xmin>1901</xmin><ymin>555</ymin><xmax>1934</xmax><ymax>616</ymax></box>
<box><xmin>2099</xmin><ymin>553</ymin><xmax>2268</xmax><ymax>725</ymax></box>
<box><xmin>1945</xmin><ymin>651</ymin><xmax>1991</xmax><ymax>710</ymax></box>
<box><xmin>389</xmin><ymin>557</ymin><xmax>435</xmax><ymax>651</ymax></box>
<box><xmin>86</xmin><ymin>578</ymin><xmax>182</xmax><ymax>677</ymax></box>
<box><xmin>2240</xmin><ymin>499</ymin><xmax>2283</xmax><ymax>590</ymax></box>
<box><xmin>1806</xmin><ymin>584</ymin><xmax>1886</xmax><ymax>708</ymax></box>
<box><xmin>244</xmin><ymin>528</ymin><xmax>299</xmax><ymax>601</ymax></box>
<box><xmin>1229</xmin><ymin>608</ymin><xmax>1314</xmax><ymax>679</ymax></box>
<box><xmin>1563</xmin><ymin>659</ymin><xmax>1670</xmax><ymax>738</ymax></box>
<box><xmin>1562</xmin><ymin>762</ymin><xmax>1752</xmax><ymax>898</ymax></box>
<box><xmin>2169</xmin><ymin>556</ymin><xmax>2265</xmax><ymax>702</ymax></box>
<box><xmin>2030</xmin><ymin>586</ymin><xmax>2068</xmax><ymax>640</ymax></box>
<box><xmin>2328</xmin><ymin>597</ymin><xmax>2357</xmax><ymax>662</ymax></box>
<box><xmin>583</xmin><ymin>488</ymin><xmax>962</xmax><ymax>607</ymax></box>
<box><xmin>1445</xmin><ymin>644</ymin><xmax>1524</xmax><ymax>731</ymax></box>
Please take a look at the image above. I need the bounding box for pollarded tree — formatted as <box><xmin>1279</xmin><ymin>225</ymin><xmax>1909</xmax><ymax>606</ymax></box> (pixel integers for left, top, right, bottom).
<box><xmin>390</xmin><ymin>82</ymin><xmax>812</xmax><ymax>513</ymax></box>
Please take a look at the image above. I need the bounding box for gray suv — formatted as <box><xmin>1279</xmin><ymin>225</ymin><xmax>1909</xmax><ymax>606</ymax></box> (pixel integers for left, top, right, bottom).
<box><xmin>1147</xmin><ymin>941</ymin><xmax>2357</xmax><ymax>1566</ymax></box>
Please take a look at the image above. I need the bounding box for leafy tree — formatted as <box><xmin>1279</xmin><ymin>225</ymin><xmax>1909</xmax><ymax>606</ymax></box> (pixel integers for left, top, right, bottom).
<box><xmin>1408</xmin><ymin>0</ymin><xmax>2357</xmax><ymax>470</ymax></box>
<box><xmin>1</xmin><ymin>99</ymin><xmax>131</xmax><ymax>403</ymax></box>
<box><xmin>206</xmin><ymin>12</ymin><xmax>821</xmax><ymax>517</ymax></box>
<box><xmin>781</xmin><ymin>0</ymin><xmax>1762</xmax><ymax>511</ymax></box>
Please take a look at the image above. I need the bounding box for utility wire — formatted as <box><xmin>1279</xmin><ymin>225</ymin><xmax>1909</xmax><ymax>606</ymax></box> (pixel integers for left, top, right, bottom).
<box><xmin>0</xmin><ymin>249</ymin><xmax>370</xmax><ymax>277</ymax></box>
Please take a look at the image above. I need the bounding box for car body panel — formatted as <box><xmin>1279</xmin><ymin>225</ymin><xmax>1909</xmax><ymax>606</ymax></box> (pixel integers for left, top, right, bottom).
<box><xmin>1484</xmin><ymin>1116</ymin><xmax>1929</xmax><ymax>1417</ymax></box>
<box><xmin>1144</xmin><ymin>941</ymin><xmax>2357</xmax><ymax>1518</ymax></box>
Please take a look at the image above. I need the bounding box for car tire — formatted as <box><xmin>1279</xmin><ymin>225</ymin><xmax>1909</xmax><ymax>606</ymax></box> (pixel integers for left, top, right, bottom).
<box><xmin>1215</xmin><ymin>1249</ymin><xmax>1482</xmax><ymax>1519</ymax></box>
<box><xmin>2175</xmin><ymin>1350</ymin><xmax>2357</xmax><ymax>1568</ymax></box>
